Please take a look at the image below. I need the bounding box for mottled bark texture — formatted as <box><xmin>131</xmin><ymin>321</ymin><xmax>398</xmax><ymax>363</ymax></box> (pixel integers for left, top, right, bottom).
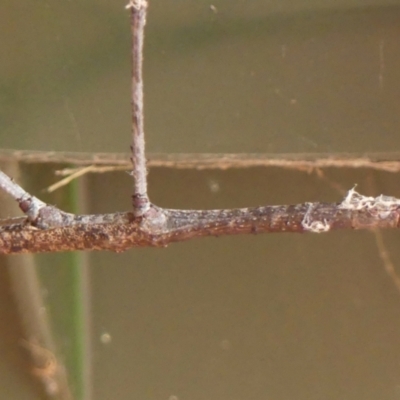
<box><xmin>0</xmin><ymin>188</ymin><xmax>399</xmax><ymax>254</ymax></box>
<box><xmin>128</xmin><ymin>0</ymin><xmax>150</xmax><ymax>216</ymax></box>
<box><xmin>1</xmin><ymin>3</ymin><xmax>400</xmax><ymax>254</ymax></box>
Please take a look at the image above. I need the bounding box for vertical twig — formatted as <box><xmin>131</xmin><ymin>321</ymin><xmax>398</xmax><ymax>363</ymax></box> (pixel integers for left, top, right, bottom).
<box><xmin>127</xmin><ymin>0</ymin><xmax>150</xmax><ymax>216</ymax></box>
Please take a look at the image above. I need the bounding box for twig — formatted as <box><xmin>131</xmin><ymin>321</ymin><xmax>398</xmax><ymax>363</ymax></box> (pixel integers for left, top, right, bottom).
<box><xmin>0</xmin><ymin>188</ymin><xmax>400</xmax><ymax>254</ymax></box>
<box><xmin>46</xmin><ymin>165</ymin><xmax>95</xmax><ymax>193</ymax></box>
<box><xmin>2</xmin><ymin>5</ymin><xmax>400</xmax><ymax>254</ymax></box>
<box><xmin>128</xmin><ymin>0</ymin><xmax>150</xmax><ymax>216</ymax></box>
<box><xmin>0</xmin><ymin>170</ymin><xmax>43</xmax><ymax>208</ymax></box>
<box><xmin>0</xmin><ymin>170</ymin><xmax>74</xmax><ymax>229</ymax></box>
<box><xmin>0</xmin><ymin>170</ymin><xmax>46</xmax><ymax>221</ymax></box>
<box><xmin>1</xmin><ymin>149</ymin><xmax>400</xmax><ymax>172</ymax></box>
<box><xmin>0</xmin><ymin>161</ymin><xmax>73</xmax><ymax>399</ymax></box>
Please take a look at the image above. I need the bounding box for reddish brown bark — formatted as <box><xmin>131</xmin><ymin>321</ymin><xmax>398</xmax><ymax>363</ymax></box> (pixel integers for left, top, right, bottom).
<box><xmin>0</xmin><ymin>189</ymin><xmax>399</xmax><ymax>254</ymax></box>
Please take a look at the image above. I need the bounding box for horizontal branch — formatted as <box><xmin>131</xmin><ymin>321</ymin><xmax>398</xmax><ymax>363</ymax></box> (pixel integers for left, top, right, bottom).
<box><xmin>0</xmin><ymin>189</ymin><xmax>399</xmax><ymax>254</ymax></box>
<box><xmin>1</xmin><ymin>149</ymin><xmax>400</xmax><ymax>172</ymax></box>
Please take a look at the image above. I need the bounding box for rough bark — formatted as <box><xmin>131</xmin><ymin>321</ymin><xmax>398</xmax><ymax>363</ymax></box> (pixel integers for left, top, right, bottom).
<box><xmin>0</xmin><ymin>188</ymin><xmax>399</xmax><ymax>254</ymax></box>
<box><xmin>1</xmin><ymin>2</ymin><xmax>399</xmax><ymax>255</ymax></box>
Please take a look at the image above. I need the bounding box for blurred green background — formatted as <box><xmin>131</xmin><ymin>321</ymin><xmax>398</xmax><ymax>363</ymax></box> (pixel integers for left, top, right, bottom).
<box><xmin>1</xmin><ymin>1</ymin><xmax>400</xmax><ymax>399</ymax></box>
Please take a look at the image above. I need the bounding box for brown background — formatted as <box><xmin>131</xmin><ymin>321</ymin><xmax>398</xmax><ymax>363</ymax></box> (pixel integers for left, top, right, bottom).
<box><xmin>1</xmin><ymin>1</ymin><xmax>400</xmax><ymax>399</ymax></box>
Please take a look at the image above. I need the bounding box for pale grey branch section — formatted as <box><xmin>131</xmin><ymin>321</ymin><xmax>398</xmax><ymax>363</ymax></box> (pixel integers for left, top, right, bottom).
<box><xmin>0</xmin><ymin>169</ymin><xmax>76</xmax><ymax>229</ymax></box>
<box><xmin>0</xmin><ymin>170</ymin><xmax>46</xmax><ymax>221</ymax></box>
<box><xmin>0</xmin><ymin>170</ymin><xmax>43</xmax><ymax>207</ymax></box>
